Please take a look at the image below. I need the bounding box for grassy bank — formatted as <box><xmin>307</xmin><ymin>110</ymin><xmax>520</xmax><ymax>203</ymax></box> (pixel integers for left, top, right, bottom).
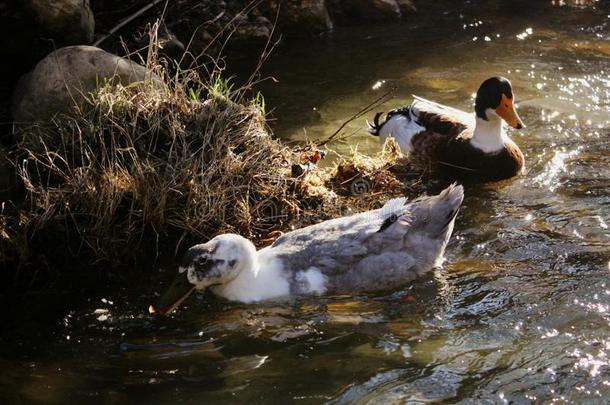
<box><xmin>1</xmin><ymin>36</ymin><xmax>407</xmax><ymax>293</ymax></box>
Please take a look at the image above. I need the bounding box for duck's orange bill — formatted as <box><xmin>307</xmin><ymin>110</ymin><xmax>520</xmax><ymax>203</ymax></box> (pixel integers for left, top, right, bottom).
<box><xmin>495</xmin><ymin>94</ymin><xmax>525</xmax><ymax>129</ymax></box>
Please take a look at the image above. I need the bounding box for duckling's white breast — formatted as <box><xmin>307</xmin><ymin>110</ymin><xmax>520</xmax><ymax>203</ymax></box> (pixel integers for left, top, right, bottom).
<box><xmin>212</xmin><ymin>251</ymin><xmax>290</xmax><ymax>303</ymax></box>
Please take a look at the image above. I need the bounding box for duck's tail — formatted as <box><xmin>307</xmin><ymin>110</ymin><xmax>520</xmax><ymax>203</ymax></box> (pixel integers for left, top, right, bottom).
<box><xmin>366</xmin><ymin>106</ymin><xmax>418</xmax><ymax>137</ymax></box>
<box><xmin>418</xmin><ymin>183</ymin><xmax>464</xmax><ymax>237</ymax></box>
<box><xmin>366</xmin><ymin>112</ymin><xmax>385</xmax><ymax>136</ymax></box>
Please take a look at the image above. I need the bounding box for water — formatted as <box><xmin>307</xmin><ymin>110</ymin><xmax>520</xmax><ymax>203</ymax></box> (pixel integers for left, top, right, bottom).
<box><xmin>2</xmin><ymin>1</ymin><xmax>610</xmax><ymax>403</ymax></box>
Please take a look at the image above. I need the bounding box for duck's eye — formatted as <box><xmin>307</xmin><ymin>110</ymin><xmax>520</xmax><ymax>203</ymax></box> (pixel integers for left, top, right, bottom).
<box><xmin>505</xmin><ymin>104</ymin><xmax>509</xmax><ymax>108</ymax></box>
<box><xmin>196</xmin><ymin>257</ymin><xmax>210</xmax><ymax>266</ymax></box>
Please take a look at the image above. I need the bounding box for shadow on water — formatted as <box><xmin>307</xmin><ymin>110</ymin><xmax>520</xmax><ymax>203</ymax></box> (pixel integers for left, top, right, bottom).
<box><xmin>2</xmin><ymin>0</ymin><xmax>610</xmax><ymax>403</ymax></box>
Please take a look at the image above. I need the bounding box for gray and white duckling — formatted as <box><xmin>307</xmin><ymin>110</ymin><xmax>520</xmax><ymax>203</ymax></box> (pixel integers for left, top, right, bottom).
<box><xmin>152</xmin><ymin>184</ymin><xmax>464</xmax><ymax>314</ymax></box>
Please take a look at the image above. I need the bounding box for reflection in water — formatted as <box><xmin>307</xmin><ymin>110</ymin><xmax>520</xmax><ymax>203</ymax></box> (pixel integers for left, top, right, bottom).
<box><xmin>1</xmin><ymin>0</ymin><xmax>610</xmax><ymax>403</ymax></box>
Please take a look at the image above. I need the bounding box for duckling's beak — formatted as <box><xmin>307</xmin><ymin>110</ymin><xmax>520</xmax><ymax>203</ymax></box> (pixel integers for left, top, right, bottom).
<box><xmin>495</xmin><ymin>94</ymin><xmax>525</xmax><ymax>129</ymax></box>
<box><xmin>149</xmin><ymin>271</ymin><xmax>195</xmax><ymax>315</ymax></box>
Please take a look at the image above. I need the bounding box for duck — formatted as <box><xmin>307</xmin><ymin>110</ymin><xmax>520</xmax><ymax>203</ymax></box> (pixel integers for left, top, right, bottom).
<box><xmin>151</xmin><ymin>184</ymin><xmax>464</xmax><ymax>314</ymax></box>
<box><xmin>367</xmin><ymin>77</ymin><xmax>526</xmax><ymax>181</ymax></box>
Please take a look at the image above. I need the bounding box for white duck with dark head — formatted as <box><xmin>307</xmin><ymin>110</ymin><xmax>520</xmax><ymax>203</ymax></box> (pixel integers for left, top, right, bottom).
<box><xmin>367</xmin><ymin>77</ymin><xmax>526</xmax><ymax>181</ymax></box>
<box><xmin>152</xmin><ymin>184</ymin><xmax>464</xmax><ymax>313</ymax></box>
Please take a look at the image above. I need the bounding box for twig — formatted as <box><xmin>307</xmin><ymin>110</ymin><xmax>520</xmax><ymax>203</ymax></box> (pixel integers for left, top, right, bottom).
<box><xmin>316</xmin><ymin>89</ymin><xmax>395</xmax><ymax>147</ymax></box>
<box><xmin>236</xmin><ymin>4</ymin><xmax>283</xmax><ymax>102</ymax></box>
<box><xmin>184</xmin><ymin>0</ymin><xmax>265</xmax><ymax>70</ymax></box>
<box><xmin>93</xmin><ymin>0</ymin><xmax>168</xmax><ymax>47</ymax></box>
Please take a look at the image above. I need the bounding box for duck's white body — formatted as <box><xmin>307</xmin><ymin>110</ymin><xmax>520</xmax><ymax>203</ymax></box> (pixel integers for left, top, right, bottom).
<box><xmin>175</xmin><ymin>184</ymin><xmax>464</xmax><ymax>304</ymax></box>
<box><xmin>210</xmin><ymin>251</ymin><xmax>293</xmax><ymax>302</ymax></box>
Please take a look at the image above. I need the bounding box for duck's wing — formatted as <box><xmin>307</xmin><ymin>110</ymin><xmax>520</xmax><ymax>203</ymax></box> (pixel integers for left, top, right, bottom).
<box><xmin>411</xmin><ymin>95</ymin><xmax>475</xmax><ymax>133</ymax></box>
<box><xmin>411</xmin><ymin>94</ymin><xmax>475</xmax><ymax>127</ymax></box>
<box><xmin>368</xmin><ymin>96</ymin><xmax>474</xmax><ymax>155</ymax></box>
<box><xmin>272</xmin><ymin>196</ymin><xmax>409</xmax><ymax>247</ymax></box>
<box><xmin>270</xmin><ymin>196</ymin><xmax>423</xmax><ymax>293</ymax></box>
<box><xmin>271</xmin><ymin>185</ymin><xmax>464</xmax><ymax>294</ymax></box>
<box><xmin>271</xmin><ymin>196</ymin><xmax>410</xmax><ymax>266</ymax></box>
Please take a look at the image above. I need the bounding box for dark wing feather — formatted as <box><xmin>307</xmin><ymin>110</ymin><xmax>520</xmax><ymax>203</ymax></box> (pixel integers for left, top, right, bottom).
<box><xmin>411</xmin><ymin>96</ymin><xmax>475</xmax><ymax>137</ymax></box>
<box><xmin>406</xmin><ymin>97</ymin><xmax>476</xmax><ymax>168</ymax></box>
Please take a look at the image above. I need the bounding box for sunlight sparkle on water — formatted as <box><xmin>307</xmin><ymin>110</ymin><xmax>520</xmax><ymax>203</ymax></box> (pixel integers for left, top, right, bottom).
<box><xmin>516</xmin><ymin>27</ymin><xmax>534</xmax><ymax>40</ymax></box>
<box><xmin>595</xmin><ymin>216</ymin><xmax>608</xmax><ymax>230</ymax></box>
<box><xmin>572</xmin><ymin>345</ymin><xmax>610</xmax><ymax>378</ymax></box>
<box><xmin>372</xmin><ymin>80</ymin><xmax>386</xmax><ymax>90</ymax></box>
<box><xmin>532</xmin><ymin>148</ymin><xmax>581</xmax><ymax>191</ymax></box>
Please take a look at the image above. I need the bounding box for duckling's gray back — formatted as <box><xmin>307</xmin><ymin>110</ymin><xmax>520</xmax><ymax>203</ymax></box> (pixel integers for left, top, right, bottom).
<box><xmin>269</xmin><ymin>184</ymin><xmax>464</xmax><ymax>294</ymax></box>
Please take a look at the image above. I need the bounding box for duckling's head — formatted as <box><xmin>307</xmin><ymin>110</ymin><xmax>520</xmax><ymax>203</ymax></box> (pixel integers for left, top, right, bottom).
<box><xmin>181</xmin><ymin>233</ymin><xmax>256</xmax><ymax>289</ymax></box>
<box><xmin>475</xmin><ymin>76</ymin><xmax>525</xmax><ymax>129</ymax></box>
<box><xmin>151</xmin><ymin>234</ymin><xmax>256</xmax><ymax>314</ymax></box>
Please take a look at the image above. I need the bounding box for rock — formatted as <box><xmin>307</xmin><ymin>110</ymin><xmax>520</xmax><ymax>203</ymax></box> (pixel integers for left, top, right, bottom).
<box><xmin>353</xmin><ymin>0</ymin><xmax>402</xmax><ymax>20</ymax></box>
<box><xmin>12</xmin><ymin>46</ymin><xmax>149</xmax><ymax>125</ymax></box>
<box><xmin>30</xmin><ymin>0</ymin><xmax>94</xmax><ymax>43</ymax></box>
<box><xmin>396</xmin><ymin>0</ymin><xmax>417</xmax><ymax>13</ymax></box>
<box><xmin>231</xmin><ymin>14</ymin><xmax>273</xmax><ymax>42</ymax></box>
<box><xmin>328</xmin><ymin>0</ymin><xmax>402</xmax><ymax>21</ymax></box>
<box><xmin>0</xmin><ymin>0</ymin><xmax>95</xmax><ymax>66</ymax></box>
<box><xmin>267</xmin><ymin>0</ymin><xmax>333</xmax><ymax>36</ymax></box>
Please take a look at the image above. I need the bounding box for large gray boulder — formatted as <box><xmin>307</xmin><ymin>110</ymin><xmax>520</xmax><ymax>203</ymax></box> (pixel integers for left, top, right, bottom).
<box><xmin>12</xmin><ymin>46</ymin><xmax>149</xmax><ymax>125</ymax></box>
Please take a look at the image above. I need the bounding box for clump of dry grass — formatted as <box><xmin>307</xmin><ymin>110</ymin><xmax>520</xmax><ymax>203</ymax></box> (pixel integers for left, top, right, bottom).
<box><xmin>13</xmin><ymin>46</ymin><xmax>308</xmax><ymax>264</ymax></box>
<box><xmin>328</xmin><ymin>138</ymin><xmax>406</xmax><ymax>191</ymax></box>
<box><xmin>4</xmin><ymin>26</ymin><xmax>411</xmax><ymax>279</ymax></box>
<box><xmin>273</xmin><ymin>141</ymin><xmax>410</xmax><ymax>227</ymax></box>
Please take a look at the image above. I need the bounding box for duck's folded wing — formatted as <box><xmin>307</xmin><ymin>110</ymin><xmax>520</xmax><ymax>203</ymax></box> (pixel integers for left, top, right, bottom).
<box><xmin>271</xmin><ymin>197</ymin><xmax>412</xmax><ymax>273</ymax></box>
<box><xmin>411</xmin><ymin>95</ymin><xmax>475</xmax><ymax>136</ymax></box>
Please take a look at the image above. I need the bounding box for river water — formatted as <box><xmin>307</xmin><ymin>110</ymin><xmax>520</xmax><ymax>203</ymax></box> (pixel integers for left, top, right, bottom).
<box><xmin>2</xmin><ymin>1</ymin><xmax>610</xmax><ymax>403</ymax></box>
